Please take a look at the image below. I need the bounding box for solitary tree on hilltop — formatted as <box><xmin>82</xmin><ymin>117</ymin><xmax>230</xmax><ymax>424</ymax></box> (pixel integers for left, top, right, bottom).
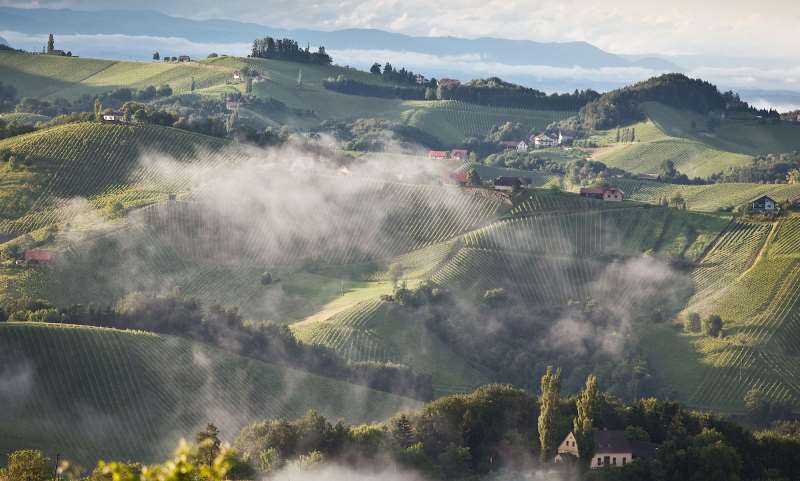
<box><xmin>47</xmin><ymin>33</ymin><xmax>54</xmax><ymax>53</ymax></box>
<box><xmin>153</xmin><ymin>51</ymin><xmax>160</xmax><ymax>61</ymax></box>
<box><xmin>370</xmin><ymin>62</ymin><xmax>382</xmax><ymax>75</ymax></box>
<box><xmin>538</xmin><ymin>366</ymin><xmax>562</xmax><ymax>462</ymax></box>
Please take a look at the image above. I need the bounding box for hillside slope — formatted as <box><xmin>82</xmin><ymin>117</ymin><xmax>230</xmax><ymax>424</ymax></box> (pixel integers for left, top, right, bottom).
<box><xmin>0</xmin><ymin>322</ymin><xmax>418</xmax><ymax>465</ymax></box>
<box><xmin>591</xmin><ymin>102</ymin><xmax>800</xmax><ymax>178</ymax></box>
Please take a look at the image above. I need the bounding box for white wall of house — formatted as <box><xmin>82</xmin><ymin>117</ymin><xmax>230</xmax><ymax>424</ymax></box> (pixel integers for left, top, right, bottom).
<box><xmin>591</xmin><ymin>452</ymin><xmax>633</xmax><ymax>469</ymax></box>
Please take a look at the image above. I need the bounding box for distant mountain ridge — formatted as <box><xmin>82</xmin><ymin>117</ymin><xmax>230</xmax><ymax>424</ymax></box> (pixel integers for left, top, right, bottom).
<box><xmin>0</xmin><ymin>6</ymin><xmax>678</xmax><ymax>70</ymax></box>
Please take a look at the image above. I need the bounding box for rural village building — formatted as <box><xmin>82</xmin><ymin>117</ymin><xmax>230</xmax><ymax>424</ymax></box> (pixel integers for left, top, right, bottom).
<box><xmin>101</xmin><ymin>112</ymin><xmax>125</xmax><ymax>123</ymax></box>
<box><xmin>580</xmin><ymin>186</ymin><xmax>625</xmax><ymax>202</ymax></box>
<box><xmin>178</xmin><ymin>55</ymin><xmax>191</xmax><ymax>62</ymax></box>
<box><xmin>232</xmin><ymin>70</ymin><xmax>241</xmax><ymax>80</ymax></box>
<box><xmin>448</xmin><ymin>170</ymin><xmax>469</xmax><ymax>185</ymax></box>
<box><xmin>414</xmin><ymin>74</ymin><xmax>427</xmax><ymax>84</ymax></box>
<box><xmin>428</xmin><ymin>150</ymin><xmax>450</xmax><ymax>159</ymax></box>
<box><xmin>790</xmin><ymin>195</ymin><xmax>800</xmax><ymax>208</ymax></box>
<box><xmin>750</xmin><ymin>195</ymin><xmax>779</xmax><ymax>213</ymax></box>
<box><xmin>23</xmin><ymin>249</ymin><xmax>55</xmax><ymax>264</ymax></box>
<box><xmin>558</xmin><ymin>131</ymin><xmax>574</xmax><ymax>145</ymax></box>
<box><xmin>533</xmin><ymin>133</ymin><xmax>558</xmax><ymax>149</ymax></box>
<box><xmin>493</xmin><ymin>176</ymin><xmax>532</xmax><ymax>191</ymax></box>
<box><xmin>555</xmin><ymin>430</ymin><xmax>657</xmax><ymax>469</ymax></box>
<box><xmin>437</xmin><ymin>78</ymin><xmax>461</xmax><ymax>88</ymax></box>
<box><xmin>450</xmin><ymin>149</ymin><xmax>470</xmax><ymax>161</ymax></box>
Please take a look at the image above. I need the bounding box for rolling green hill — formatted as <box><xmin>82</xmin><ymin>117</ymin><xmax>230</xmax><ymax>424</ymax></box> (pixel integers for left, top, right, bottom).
<box><xmin>0</xmin><ymin>52</ymin><xmax>575</xmax><ymax>145</ymax></box>
<box><xmin>0</xmin><ymin>322</ymin><xmax>418</xmax><ymax>465</ymax></box>
<box><xmin>590</xmin><ymin>102</ymin><xmax>800</xmax><ymax>178</ymax></box>
<box><xmin>644</xmin><ymin>215</ymin><xmax>800</xmax><ymax>411</ymax></box>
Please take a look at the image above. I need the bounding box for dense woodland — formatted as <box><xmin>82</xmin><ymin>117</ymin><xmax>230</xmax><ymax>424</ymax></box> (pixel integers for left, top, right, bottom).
<box><xmin>4</xmin><ymin>382</ymin><xmax>800</xmax><ymax>481</ymax></box>
<box><xmin>578</xmin><ymin>73</ymin><xmax>780</xmax><ymax>129</ymax></box>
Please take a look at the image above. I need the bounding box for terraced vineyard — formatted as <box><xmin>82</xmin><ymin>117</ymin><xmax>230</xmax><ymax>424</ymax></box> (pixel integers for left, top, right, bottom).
<box><xmin>0</xmin><ymin>322</ymin><xmax>418</xmax><ymax>465</ymax></box>
<box><xmin>291</xmin><ymin>298</ymin><xmax>490</xmax><ymax>396</ymax></box>
<box><xmin>648</xmin><ymin>215</ymin><xmax>800</xmax><ymax>411</ymax></box>
<box><xmin>402</xmin><ymin>100</ymin><xmax>574</xmax><ymax>145</ymax></box>
<box><xmin>0</xmin><ymin>122</ymin><xmax>244</xmax><ymax>238</ymax></box>
<box><xmin>611</xmin><ymin>178</ymin><xmax>800</xmax><ymax>212</ymax></box>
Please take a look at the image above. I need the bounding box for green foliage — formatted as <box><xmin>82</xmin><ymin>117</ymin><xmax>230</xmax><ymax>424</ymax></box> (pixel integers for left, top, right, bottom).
<box><xmin>538</xmin><ymin>366</ymin><xmax>562</xmax><ymax>462</ymax></box>
<box><xmin>574</xmin><ymin>374</ymin><xmax>599</xmax><ymax>463</ymax></box>
<box><xmin>702</xmin><ymin>314</ymin><xmax>723</xmax><ymax>337</ymax></box>
<box><xmin>684</xmin><ymin>312</ymin><xmax>702</xmax><ymax>333</ymax></box>
<box><xmin>2</xmin><ymin>450</ymin><xmax>50</xmax><ymax>481</ymax></box>
<box><xmin>195</xmin><ymin>424</ymin><xmax>222</xmax><ymax>467</ymax></box>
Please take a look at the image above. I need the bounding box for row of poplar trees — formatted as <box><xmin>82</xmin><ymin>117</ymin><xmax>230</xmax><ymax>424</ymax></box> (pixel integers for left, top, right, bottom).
<box><xmin>538</xmin><ymin>367</ymin><xmax>599</xmax><ymax>464</ymax></box>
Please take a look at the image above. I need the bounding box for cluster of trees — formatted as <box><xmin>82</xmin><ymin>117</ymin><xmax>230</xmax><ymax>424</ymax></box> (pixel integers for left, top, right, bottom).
<box><xmin>0</xmin><ymin>293</ymin><xmax>432</xmax><ymax>400</ymax></box>
<box><xmin>656</xmin><ymin>159</ymin><xmax>709</xmax><ymax>185</ymax></box>
<box><xmin>709</xmin><ymin>152</ymin><xmax>800</xmax><ymax>184</ymax></box>
<box><xmin>315</xmin><ymin>118</ymin><xmax>443</xmax><ymax>152</ymax></box>
<box><xmin>369</xmin><ymin>62</ymin><xmax>435</xmax><ymax>87</ymax></box>
<box><xmin>324</xmin><ymin>75</ymin><xmax>599</xmax><ymax>111</ymax></box>
<box><xmin>580</xmin><ymin>74</ymin><xmax>742</xmax><ymax>130</ymax></box>
<box><xmin>0</xmin><ymin>80</ymin><xmax>17</xmax><ymax>111</ymax></box>
<box><xmin>0</xmin><ymin>117</ymin><xmax>35</xmax><ymax>140</ymax></box>
<box><xmin>437</xmin><ymin>78</ymin><xmax>600</xmax><ymax>111</ymax></box>
<box><xmin>250</xmin><ymin>37</ymin><xmax>332</xmax><ymax>65</ymax></box>
<box><xmin>683</xmin><ymin>312</ymin><xmax>724</xmax><ymax>337</ymax></box>
<box><xmin>323</xmin><ymin>76</ymin><xmax>426</xmax><ymax>100</ymax></box>
<box><xmin>12</xmin><ymin>85</ymin><xmax>174</xmax><ymax>119</ymax></box>
<box><xmin>229</xmin><ymin>376</ymin><xmax>800</xmax><ymax>481</ymax></box>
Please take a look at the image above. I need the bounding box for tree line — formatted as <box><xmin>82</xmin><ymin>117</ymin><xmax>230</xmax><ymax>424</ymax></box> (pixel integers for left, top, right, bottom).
<box><xmin>0</xmin><ymin>294</ymin><xmax>433</xmax><ymax>400</ymax></box>
<box><xmin>323</xmin><ymin>75</ymin><xmax>600</xmax><ymax>111</ymax></box>
<box><xmin>249</xmin><ymin>37</ymin><xmax>332</xmax><ymax>65</ymax></box>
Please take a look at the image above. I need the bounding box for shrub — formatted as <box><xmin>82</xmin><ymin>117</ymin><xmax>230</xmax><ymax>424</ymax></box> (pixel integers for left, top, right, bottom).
<box><xmin>684</xmin><ymin>312</ymin><xmax>702</xmax><ymax>333</ymax></box>
<box><xmin>701</xmin><ymin>314</ymin><xmax>723</xmax><ymax>337</ymax></box>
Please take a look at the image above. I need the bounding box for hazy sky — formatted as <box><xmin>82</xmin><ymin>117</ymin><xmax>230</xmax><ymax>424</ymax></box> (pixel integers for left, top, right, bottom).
<box><xmin>6</xmin><ymin>0</ymin><xmax>800</xmax><ymax>59</ymax></box>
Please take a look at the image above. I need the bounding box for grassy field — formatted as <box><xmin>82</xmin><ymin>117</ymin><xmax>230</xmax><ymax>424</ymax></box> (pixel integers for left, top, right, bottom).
<box><xmin>0</xmin><ymin>51</ymin><xmax>576</xmax><ymax>145</ymax></box>
<box><xmin>590</xmin><ymin>102</ymin><xmax>800</xmax><ymax>178</ymax></box>
<box><xmin>0</xmin><ymin>322</ymin><xmax>418</xmax><ymax>465</ymax></box>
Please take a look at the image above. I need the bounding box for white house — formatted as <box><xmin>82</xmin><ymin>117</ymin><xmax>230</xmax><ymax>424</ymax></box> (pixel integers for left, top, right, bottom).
<box><xmin>516</xmin><ymin>140</ymin><xmax>529</xmax><ymax>152</ymax></box>
<box><xmin>232</xmin><ymin>70</ymin><xmax>241</xmax><ymax>80</ymax></box>
<box><xmin>558</xmin><ymin>131</ymin><xmax>574</xmax><ymax>145</ymax></box>
<box><xmin>533</xmin><ymin>134</ymin><xmax>558</xmax><ymax>149</ymax></box>
<box><xmin>750</xmin><ymin>195</ymin><xmax>779</xmax><ymax>213</ymax></box>
<box><xmin>555</xmin><ymin>430</ymin><xmax>657</xmax><ymax>469</ymax></box>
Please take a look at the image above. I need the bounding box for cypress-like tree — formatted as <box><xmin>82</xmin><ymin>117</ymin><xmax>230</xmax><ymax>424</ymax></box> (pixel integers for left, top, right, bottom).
<box><xmin>538</xmin><ymin>366</ymin><xmax>562</xmax><ymax>462</ymax></box>
<box><xmin>195</xmin><ymin>423</ymin><xmax>221</xmax><ymax>467</ymax></box>
<box><xmin>47</xmin><ymin>33</ymin><xmax>55</xmax><ymax>53</ymax></box>
<box><xmin>391</xmin><ymin>414</ymin><xmax>415</xmax><ymax>448</ymax></box>
<box><xmin>573</xmin><ymin>374</ymin><xmax>598</xmax><ymax>464</ymax></box>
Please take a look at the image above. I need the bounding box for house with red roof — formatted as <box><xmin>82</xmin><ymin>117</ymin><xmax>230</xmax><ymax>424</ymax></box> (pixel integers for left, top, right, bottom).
<box><xmin>428</xmin><ymin>150</ymin><xmax>450</xmax><ymax>160</ymax></box>
<box><xmin>579</xmin><ymin>186</ymin><xmax>625</xmax><ymax>202</ymax></box>
<box><xmin>23</xmin><ymin>249</ymin><xmax>56</xmax><ymax>264</ymax></box>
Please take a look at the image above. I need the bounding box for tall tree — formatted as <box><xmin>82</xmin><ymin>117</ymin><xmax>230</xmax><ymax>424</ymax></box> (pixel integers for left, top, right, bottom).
<box><xmin>153</xmin><ymin>51</ymin><xmax>160</xmax><ymax>61</ymax></box>
<box><xmin>537</xmin><ymin>366</ymin><xmax>562</xmax><ymax>462</ymax></box>
<box><xmin>370</xmin><ymin>62</ymin><xmax>382</xmax><ymax>75</ymax></box>
<box><xmin>46</xmin><ymin>33</ymin><xmax>54</xmax><ymax>53</ymax></box>
<box><xmin>195</xmin><ymin>423</ymin><xmax>221</xmax><ymax>467</ymax></box>
<box><xmin>573</xmin><ymin>374</ymin><xmax>598</xmax><ymax>464</ymax></box>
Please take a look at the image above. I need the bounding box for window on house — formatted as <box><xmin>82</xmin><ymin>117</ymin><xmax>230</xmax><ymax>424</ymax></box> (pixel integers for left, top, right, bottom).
<box><xmin>622</xmin><ymin>457</ymin><xmax>626</xmax><ymax>465</ymax></box>
<box><xmin>597</xmin><ymin>457</ymin><xmax>602</xmax><ymax>465</ymax></box>
<box><xmin>613</xmin><ymin>457</ymin><xmax>617</xmax><ymax>465</ymax></box>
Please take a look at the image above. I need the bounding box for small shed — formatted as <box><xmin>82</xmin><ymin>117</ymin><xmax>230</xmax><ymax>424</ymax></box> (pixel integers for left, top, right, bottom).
<box><xmin>750</xmin><ymin>195</ymin><xmax>778</xmax><ymax>213</ymax></box>
<box><xmin>580</xmin><ymin>186</ymin><xmax>624</xmax><ymax>202</ymax></box>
